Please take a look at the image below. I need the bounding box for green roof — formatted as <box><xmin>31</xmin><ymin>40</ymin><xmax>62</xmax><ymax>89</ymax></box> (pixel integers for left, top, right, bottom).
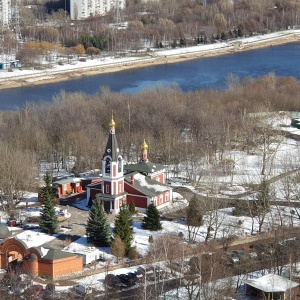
<box><xmin>42</xmin><ymin>249</ymin><xmax>77</xmax><ymax>260</ymax></box>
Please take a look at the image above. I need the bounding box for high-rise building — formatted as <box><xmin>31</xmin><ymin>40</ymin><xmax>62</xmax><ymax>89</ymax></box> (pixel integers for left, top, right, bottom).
<box><xmin>70</xmin><ymin>0</ymin><xmax>125</xmax><ymax>20</ymax></box>
<box><xmin>0</xmin><ymin>0</ymin><xmax>11</xmax><ymax>28</ymax></box>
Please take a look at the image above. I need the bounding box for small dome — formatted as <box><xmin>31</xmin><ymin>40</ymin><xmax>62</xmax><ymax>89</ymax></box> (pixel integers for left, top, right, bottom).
<box><xmin>0</xmin><ymin>224</ymin><xmax>10</xmax><ymax>239</ymax></box>
<box><xmin>109</xmin><ymin>112</ymin><xmax>115</xmax><ymax>129</ymax></box>
<box><xmin>141</xmin><ymin>139</ymin><xmax>148</xmax><ymax>151</ymax></box>
<box><xmin>28</xmin><ymin>253</ymin><xmax>38</xmax><ymax>260</ymax></box>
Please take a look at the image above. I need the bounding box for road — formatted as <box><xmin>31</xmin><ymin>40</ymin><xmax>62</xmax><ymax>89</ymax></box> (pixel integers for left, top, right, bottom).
<box><xmin>46</xmin><ymin>193</ymin><xmax>116</xmax><ymax>249</ymax></box>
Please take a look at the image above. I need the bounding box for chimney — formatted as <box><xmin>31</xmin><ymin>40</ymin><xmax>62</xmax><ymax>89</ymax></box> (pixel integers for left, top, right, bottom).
<box><xmin>131</xmin><ymin>176</ymin><xmax>134</xmax><ymax>185</ymax></box>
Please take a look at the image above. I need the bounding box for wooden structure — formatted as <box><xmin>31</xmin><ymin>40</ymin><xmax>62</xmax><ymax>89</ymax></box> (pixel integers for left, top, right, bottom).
<box><xmin>243</xmin><ymin>274</ymin><xmax>299</xmax><ymax>300</ymax></box>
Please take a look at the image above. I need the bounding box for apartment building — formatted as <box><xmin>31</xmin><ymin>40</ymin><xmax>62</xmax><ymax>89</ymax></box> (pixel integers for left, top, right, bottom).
<box><xmin>70</xmin><ymin>0</ymin><xmax>125</xmax><ymax>20</ymax></box>
<box><xmin>0</xmin><ymin>0</ymin><xmax>11</xmax><ymax>28</ymax></box>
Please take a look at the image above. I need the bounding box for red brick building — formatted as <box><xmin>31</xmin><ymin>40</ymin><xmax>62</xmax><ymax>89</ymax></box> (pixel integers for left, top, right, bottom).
<box><xmin>0</xmin><ymin>225</ymin><xmax>83</xmax><ymax>278</ymax></box>
<box><xmin>86</xmin><ymin>116</ymin><xmax>173</xmax><ymax>213</ymax></box>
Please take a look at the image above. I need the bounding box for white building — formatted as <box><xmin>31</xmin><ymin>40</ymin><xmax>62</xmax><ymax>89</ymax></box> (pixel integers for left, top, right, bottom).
<box><xmin>70</xmin><ymin>0</ymin><xmax>125</xmax><ymax>20</ymax></box>
<box><xmin>0</xmin><ymin>0</ymin><xmax>11</xmax><ymax>28</ymax></box>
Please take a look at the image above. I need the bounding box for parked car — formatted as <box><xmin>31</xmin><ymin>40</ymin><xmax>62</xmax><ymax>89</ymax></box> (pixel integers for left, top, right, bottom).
<box><xmin>104</xmin><ymin>274</ymin><xmax>126</xmax><ymax>288</ymax></box>
<box><xmin>73</xmin><ymin>284</ymin><xmax>92</xmax><ymax>296</ymax></box>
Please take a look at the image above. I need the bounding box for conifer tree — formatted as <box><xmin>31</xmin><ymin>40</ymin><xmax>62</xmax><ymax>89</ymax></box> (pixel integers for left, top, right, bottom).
<box><xmin>142</xmin><ymin>203</ymin><xmax>162</xmax><ymax>231</ymax></box>
<box><xmin>39</xmin><ymin>173</ymin><xmax>58</xmax><ymax>235</ymax></box>
<box><xmin>42</xmin><ymin>172</ymin><xmax>54</xmax><ymax>199</ymax></box>
<box><xmin>186</xmin><ymin>195</ymin><xmax>203</xmax><ymax>243</ymax></box>
<box><xmin>128</xmin><ymin>201</ymin><xmax>136</xmax><ymax>214</ymax></box>
<box><xmin>86</xmin><ymin>195</ymin><xmax>111</xmax><ymax>247</ymax></box>
<box><xmin>113</xmin><ymin>207</ymin><xmax>133</xmax><ymax>255</ymax></box>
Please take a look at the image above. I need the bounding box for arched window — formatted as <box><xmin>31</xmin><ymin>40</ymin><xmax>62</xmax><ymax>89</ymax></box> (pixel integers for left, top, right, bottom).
<box><xmin>105</xmin><ymin>157</ymin><xmax>111</xmax><ymax>174</ymax></box>
<box><xmin>118</xmin><ymin>156</ymin><xmax>122</xmax><ymax>173</ymax></box>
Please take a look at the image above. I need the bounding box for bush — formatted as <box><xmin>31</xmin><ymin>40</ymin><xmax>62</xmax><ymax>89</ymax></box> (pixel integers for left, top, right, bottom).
<box><xmin>79</xmin><ymin>58</ymin><xmax>86</xmax><ymax>62</ymax></box>
<box><xmin>127</xmin><ymin>246</ymin><xmax>138</xmax><ymax>260</ymax></box>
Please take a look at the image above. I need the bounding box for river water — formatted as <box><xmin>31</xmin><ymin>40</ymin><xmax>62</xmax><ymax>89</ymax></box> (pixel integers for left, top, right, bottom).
<box><xmin>1</xmin><ymin>42</ymin><xmax>300</xmax><ymax>111</ymax></box>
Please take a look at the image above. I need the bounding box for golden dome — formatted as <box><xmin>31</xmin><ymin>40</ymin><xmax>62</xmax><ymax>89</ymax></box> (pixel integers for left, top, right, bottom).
<box><xmin>109</xmin><ymin>112</ymin><xmax>115</xmax><ymax>128</ymax></box>
<box><xmin>141</xmin><ymin>139</ymin><xmax>148</xmax><ymax>151</ymax></box>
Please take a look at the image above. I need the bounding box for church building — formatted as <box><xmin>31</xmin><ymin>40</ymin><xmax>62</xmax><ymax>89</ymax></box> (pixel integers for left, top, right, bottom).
<box><xmin>86</xmin><ymin>115</ymin><xmax>172</xmax><ymax>213</ymax></box>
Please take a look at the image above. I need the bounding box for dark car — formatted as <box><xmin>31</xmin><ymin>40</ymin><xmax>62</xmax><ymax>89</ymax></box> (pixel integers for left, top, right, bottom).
<box><xmin>104</xmin><ymin>274</ymin><xmax>126</xmax><ymax>288</ymax></box>
<box><xmin>126</xmin><ymin>272</ymin><xmax>138</xmax><ymax>284</ymax></box>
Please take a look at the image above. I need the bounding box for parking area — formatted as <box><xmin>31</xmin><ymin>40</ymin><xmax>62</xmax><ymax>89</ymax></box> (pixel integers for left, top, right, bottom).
<box><xmin>46</xmin><ymin>201</ymin><xmax>116</xmax><ymax>249</ymax></box>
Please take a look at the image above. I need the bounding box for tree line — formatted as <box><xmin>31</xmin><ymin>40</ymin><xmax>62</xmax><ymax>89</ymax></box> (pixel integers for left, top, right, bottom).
<box><xmin>1</xmin><ymin>74</ymin><xmax>300</xmax><ymax>207</ymax></box>
<box><xmin>2</xmin><ymin>0</ymin><xmax>300</xmax><ymax>63</ymax></box>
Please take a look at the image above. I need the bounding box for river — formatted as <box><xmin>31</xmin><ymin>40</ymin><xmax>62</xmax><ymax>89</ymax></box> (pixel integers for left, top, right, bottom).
<box><xmin>1</xmin><ymin>42</ymin><xmax>300</xmax><ymax>111</ymax></box>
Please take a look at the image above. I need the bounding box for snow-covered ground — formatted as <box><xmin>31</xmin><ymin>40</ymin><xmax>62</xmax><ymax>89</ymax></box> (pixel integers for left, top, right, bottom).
<box><xmin>2</xmin><ymin>112</ymin><xmax>300</xmax><ymax>298</ymax></box>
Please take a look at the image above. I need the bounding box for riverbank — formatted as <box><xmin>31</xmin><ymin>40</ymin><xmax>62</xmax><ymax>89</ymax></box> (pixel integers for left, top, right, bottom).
<box><xmin>0</xmin><ymin>30</ymin><xmax>300</xmax><ymax>90</ymax></box>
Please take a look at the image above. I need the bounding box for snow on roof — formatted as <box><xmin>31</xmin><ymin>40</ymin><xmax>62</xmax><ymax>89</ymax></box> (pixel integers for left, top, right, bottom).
<box><xmin>132</xmin><ymin>172</ymin><xmax>171</xmax><ymax>194</ymax></box>
<box><xmin>243</xmin><ymin>274</ymin><xmax>299</xmax><ymax>293</ymax></box>
<box><xmin>53</xmin><ymin>177</ymin><xmax>82</xmax><ymax>185</ymax></box>
<box><xmin>40</xmin><ymin>246</ymin><xmax>50</xmax><ymax>257</ymax></box>
<box><xmin>15</xmin><ymin>231</ymin><xmax>56</xmax><ymax>249</ymax></box>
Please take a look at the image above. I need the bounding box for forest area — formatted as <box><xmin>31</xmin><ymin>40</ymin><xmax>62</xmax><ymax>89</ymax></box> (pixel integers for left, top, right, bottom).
<box><xmin>2</xmin><ymin>0</ymin><xmax>300</xmax><ymax>64</ymax></box>
<box><xmin>1</xmin><ymin>74</ymin><xmax>300</xmax><ymax>205</ymax></box>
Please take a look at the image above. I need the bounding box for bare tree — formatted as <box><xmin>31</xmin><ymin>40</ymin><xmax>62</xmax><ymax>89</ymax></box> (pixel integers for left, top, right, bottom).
<box><xmin>0</xmin><ymin>143</ymin><xmax>38</xmax><ymax>214</ymax></box>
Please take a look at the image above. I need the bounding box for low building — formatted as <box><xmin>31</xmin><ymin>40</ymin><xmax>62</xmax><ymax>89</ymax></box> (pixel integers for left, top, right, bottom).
<box><xmin>0</xmin><ymin>60</ymin><xmax>21</xmax><ymax>69</ymax></box>
<box><xmin>243</xmin><ymin>273</ymin><xmax>299</xmax><ymax>300</ymax></box>
<box><xmin>0</xmin><ymin>225</ymin><xmax>83</xmax><ymax>278</ymax></box>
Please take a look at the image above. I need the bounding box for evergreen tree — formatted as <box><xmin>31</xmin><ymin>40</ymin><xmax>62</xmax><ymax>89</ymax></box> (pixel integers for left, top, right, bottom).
<box><xmin>142</xmin><ymin>203</ymin><xmax>162</xmax><ymax>231</ymax></box>
<box><xmin>39</xmin><ymin>174</ymin><xmax>58</xmax><ymax>235</ymax></box>
<box><xmin>128</xmin><ymin>201</ymin><xmax>136</xmax><ymax>215</ymax></box>
<box><xmin>186</xmin><ymin>195</ymin><xmax>204</xmax><ymax>243</ymax></box>
<box><xmin>113</xmin><ymin>207</ymin><xmax>133</xmax><ymax>255</ymax></box>
<box><xmin>86</xmin><ymin>195</ymin><xmax>111</xmax><ymax>247</ymax></box>
<box><xmin>41</xmin><ymin>172</ymin><xmax>54</xmax><ymax>200</ymax></box>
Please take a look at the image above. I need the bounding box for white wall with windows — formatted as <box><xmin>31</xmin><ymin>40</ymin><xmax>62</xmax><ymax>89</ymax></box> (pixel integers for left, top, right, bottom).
<box><xmin>70</xmin><ymin>0</ymin><xmax>125</xmax><ymax>20</ymax></box>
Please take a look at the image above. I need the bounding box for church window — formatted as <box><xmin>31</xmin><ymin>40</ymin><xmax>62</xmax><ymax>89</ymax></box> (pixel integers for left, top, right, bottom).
<box><xmin>105</xmin><ymin>157</ymin><xmax>111</xmax><ymax>173</ymax></box>
<box><xmin>118</xmin><ymin>157</ymin><xmax>122</xmax><ymax>173</ymax></box>
<box><xmin>105</xmin><ymin>185</ymin><xmax>110</xmax><ymax>193</ymax></box>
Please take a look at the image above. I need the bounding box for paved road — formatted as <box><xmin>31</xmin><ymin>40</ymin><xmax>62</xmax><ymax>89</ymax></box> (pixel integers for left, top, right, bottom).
<box><xmin>46</xmin><ymin>195</ymin><xmax>115</xmax><ymax>249</ymax></box>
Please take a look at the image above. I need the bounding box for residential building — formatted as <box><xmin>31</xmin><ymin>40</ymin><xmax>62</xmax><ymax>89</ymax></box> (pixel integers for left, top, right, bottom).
<box><xmin>0</xmin><ymin>0</ymin><xmax>11</xmax><ymax>28</ymax></box>
<box><xmin>70</xmin><ymin>0</ymin><xmax>125</xmax><ymax>20</ymax></box>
